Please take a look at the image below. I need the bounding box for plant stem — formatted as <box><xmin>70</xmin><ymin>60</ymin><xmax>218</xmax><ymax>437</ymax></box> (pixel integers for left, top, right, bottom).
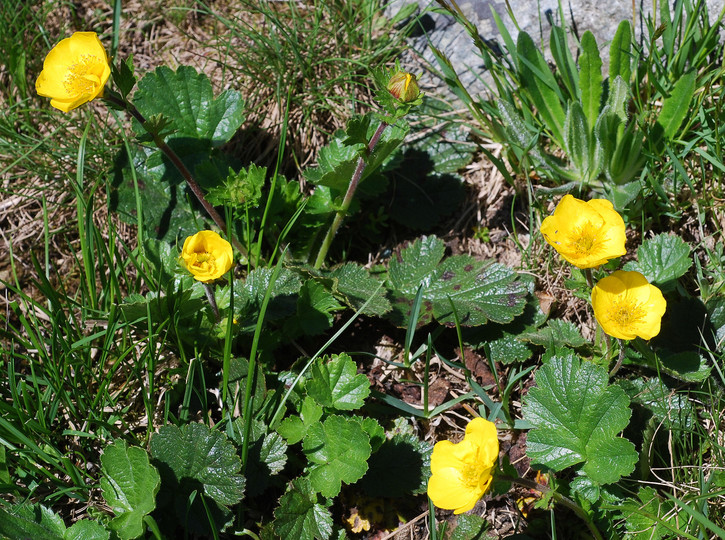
<box><xmin>609</xmin><ymin>338</ymin><xmax>625</xmax><ymax>377</ymax></box>
<box><xmin>313</xmin><ymin>121</ymin><xmax>388</xmax><ymax>269</ymax></box>
<box><xmin>498</xmin><ymin>475</ymin><xmax>604</xmax><ymax>540</ymax></box>
<box><xmin>203</xmin><ymin>283</ymin><xmax>220</xmax><ymax>322</ymax></box>
<box><xmin>103</xmin><ymin>94</ymin><xmax>248</xmax><ymax>260</ymax></box>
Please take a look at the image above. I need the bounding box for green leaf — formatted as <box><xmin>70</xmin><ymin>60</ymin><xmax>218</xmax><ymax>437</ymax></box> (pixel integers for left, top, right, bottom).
<box><xmin>550</xmin><ymin>24</ymin><xmax>579</xmax><ymax>101</ymax></box>
<box><xmin>656</xmin><ymin>72</ymin><xmax>696</xmax><ymax>141</ymax></box>
<box><xmin>523</xmin><ymin>352</ymin><xmax>637</xmax><ymax>484</ymax></box>
<box><xmin>236</xmin><ymin>267</ymin><xmax>302</xmax><ymax>324</ymax></box>
<box><xmin>297</xmin><ymin>279</ymin><xmax>343</xmax><ymax>335</ymax></box>
<box><xmin>450</xmin><ymin>514</ymin><xmax>488</xmax><ymax>540</ymax></box>
<box><xmin>386</xmin><ymin>236</ymin><xmax>527</xmax><ymax>327</ymax></box>
<box><xmin>564</xmin><ymin>101</ymin><xmax>591</xmax><ymax>176</ymax></box>
<box><xmin>278</xmin><ymin>397</ymin><xmax>323</xmax><ymax>445</ymax></box>
<box><xmin>623</xmin><ymin>234</ymin><xmax>691</xmax><ymax>289</ymax></box>
<box><xmin>518</xmin><ymin>319</ymin><xmax>588</xmax><ymax>349</ymax></box>
<box><xmin>133</xmin><ymin>65</ymin><xmax>245</xmax><ymax>146</ymax></box>
<box><xmin>100</xmin><ymin>440</ymin><xmax>160</xmax><ymax>540</ymax></box>
<box><xmin>273</xmin><ymin>477</ymin><xmax>333</xmax><ymax>540</ymax></box>
<box><xmin>609</xmin><ymin>21</ymin><xmax>632</xmax><ymax>84</ymax></box>
<box><xmin>618</xmin><ymin>487</ymin><xmax>676</xmax><ymax>540</ymax></box>
<box><xmin>618</xmin><ymin>378</ymin><xmax>694</xmax><ymax>430</ymax></box>
<box><xmin>517</xmin><ymin>31</ymin><xmax>566</xmax><ymax>145</ymax></box>
<box><xmin>65</xmin><ymin>520</ymin><xmax>110</xmax><ymax>540</ymax></box>
<box><xmin>0</xmin><ymin>504</ymin><xmax>66</xmax><ymax>540</ymax></box>
<box><xmin>150</xmin><ymin>423</ymin><xmax>245</xmax><ymax>507</ymax></box>
<box><xmin>307</xmin><ymin>354</ymin><xmax>370</xmax><ymax>411</ymax></box>
<box><xmin>579</xmin><ymin>30</ymin><xmax>602</xmax><ymax>128</ymax></box>
<box><xmin>228</xmin><ymin>419</ymin><xmax>287</xmax><ymax>497</ymax></box>
<box><xmin>326</xmin><ymin>263</ymin><xmax>391</xmax><ymax>316</ymax></box>
<box><xmin>303</xmin><ymin>415</ymin><xmax>371</xmax><ymax>497</ymax></box>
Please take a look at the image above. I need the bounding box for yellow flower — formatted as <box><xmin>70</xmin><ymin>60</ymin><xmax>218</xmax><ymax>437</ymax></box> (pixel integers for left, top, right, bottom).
<box><xmin>540</xmin><ymin>194</ymin><xmax>626</xmax><ymax>269</ymax></box>
<box><xmin>591</xmin><ymin>270</ymin><xmax>666</xmax><ymax>340</ymax></box>
<box><xmin>181</xmin><ymin>231</ymin><xmax>234</xmax><ymax>283</ymax></box>
<box><xmin>387</xmin><ymin>71</ymin><xmax>420</xmax><ymax>102</ymax></box>
<box><xmin>36</xmin><ymin>32</ymin><xmax>111</xmax><ymax>112</ymax></box>
<box><xmin>427</xmin><ymin>418</ymin><xmax>499</xmax><ymax>514</ymax></box>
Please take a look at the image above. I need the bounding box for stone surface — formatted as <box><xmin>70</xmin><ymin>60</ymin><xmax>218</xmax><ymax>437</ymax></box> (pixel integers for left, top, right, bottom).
<box><xmin>389</xmin><ymin>0</ymin><xmax>725</xmax><ymax>97</ymax></box>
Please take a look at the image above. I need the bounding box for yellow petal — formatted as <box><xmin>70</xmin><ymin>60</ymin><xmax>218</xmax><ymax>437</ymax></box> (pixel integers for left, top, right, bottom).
<box><xmin>427</xmin><ymin>468</ymin><xmax>481</xmax><ymax>514</ymax></box>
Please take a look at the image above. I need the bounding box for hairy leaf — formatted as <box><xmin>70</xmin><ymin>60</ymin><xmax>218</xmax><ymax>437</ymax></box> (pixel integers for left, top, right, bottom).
<box><xmin>326</xmin><ymin>263</ymin><xmax>391</xmax><ymax>316</ymax></box>
<box><xmin>307</xmin><ymin>354</ymin><xmax>370</xmax><ymax>411</ymax></box>
<box><xmin>523</xmin><ymin>352</ymin><xmax>637</xmax><ymax>484</ymax></box>
<box><xmin>579</xmin><ymin>31</ymin><xmax>603</xmax><ymax>131</ymax></box>
<box><xmin>387</xmin><ymin>236</ymin><xmax>527</xmax><ymax>327</ymax></box>
<box><xmin>623</xmin><ymin>234</ymin><xmax>691</xmax><ymax>290</ymax></box>
<box><xmin>100</xmin><ymin>440</ymin><xmax>160</xmax><ymax>540</ymax></box>
<box><xmin>303</xmin><ymin>415</ymin><xmax>371</xmax><ymax>497</ymax></box>
<box><xmin>273</xmin><ymin>477</ymin><xmax>332</xmax><ymax>540</ymax></box>
<box><xmin>656</xmin><ymin>72</ymin><xmax>696</xmax><ymax>141</ymax></box>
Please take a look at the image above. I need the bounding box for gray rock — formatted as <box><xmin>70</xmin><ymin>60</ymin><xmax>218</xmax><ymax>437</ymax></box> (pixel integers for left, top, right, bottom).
<box><xmin>389</xmin><ymin>0</ymin><xmax>725</xmax><ymax>98</ymax></box>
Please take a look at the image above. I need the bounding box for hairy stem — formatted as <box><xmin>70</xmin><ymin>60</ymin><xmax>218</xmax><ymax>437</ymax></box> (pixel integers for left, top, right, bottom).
<box><xmin>104</xmin><ymin>94</ymin><xmax>248</xmax><ymax>259</ymax></box>
<box><xmin>313</xmin><ymin>121</ymin><xmax>388</xmax><ymax>269</ymax></box>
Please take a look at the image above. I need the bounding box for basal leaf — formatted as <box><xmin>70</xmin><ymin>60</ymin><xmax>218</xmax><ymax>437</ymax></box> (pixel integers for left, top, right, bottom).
<box><xmin>519</xmin><ymin>319</ymin><xmax>588</xmax><ymax>349</ymax></box>
<box><xmin>609</xmin><ymin>20</ymin><xmax>632</xmax><ymax>84</ymax></box>
<box><xmin>450</xmin><ymin>514</ymin><xmax>488</xmax><ymax>540</ymax></box>
<box><xmin>236</xmin><ymin>267</ymin><xmax>302</xmax><ymax>324</ymax></box>
<box><xmin>656</xmin><ymin>72</ymin><xmax>696</xmax><ymax>141</ymax></box>
<box><xmin>326</xmin><ymin>262</ymin><xmax>391</xmax><ymax>316</ymax></box>
<box><xmin>292</xmin><ymin>279</ymin><xmax>343</xmax><ymax>336</ymax></box>
<box><xmin>579</xmin><ymin>31</ymin><xmax>603</xmax><ymax>131</ymax></box>
<box><xmin>100</xmin><ymin>440</ymin><xmax>160</xmax><ymax>540</ymax></box>
<box><xmin>273</xmin><ymin>477</ymin><xmax>332</xmax><ymax>540</ymax></box>
<box><xmin>133</xmin><ymin>65</ymin><xmax>245</xmax><ymax>146</ymax></box>
<box><xmin>307</xmin><ymin>354</ymin><xmax>370</xmax><ymax>411</ymax></box>
<box><xmin>523</xmin><ymin>352</ymin><xmax>637</xmax><ymax>484</ymax></box>
<box><xmin>150</xmin><ymin>423</ymin><xmax>245</xmax><ymax>507</ymax></box>
<box><xmin>387</xmin><ymin>236</ymin><xmax>527</xmax><ymax>327</ymax></box>
<box><xmin>303</xmin><ymin>415</ymin><xmax>371</xmax><ymax>497</ymax></box>
<box><xmin>65</xmin><ymin>520</ymin><xmax>110</xmax><ymax>540</ymax></box>
<box><xmin>0</xmin><ymin>504</ymin><xmax>65</xmax><ymax>540</ymax></box>
<box><xmin>278</xmin><ymin>397</ymin><xmax>323</xmax><ymax>445</ymax></box>
<box><xmin>623</xmin><ymin>233</ymin><xmax>691</xmax><ymax>289</ymax></box>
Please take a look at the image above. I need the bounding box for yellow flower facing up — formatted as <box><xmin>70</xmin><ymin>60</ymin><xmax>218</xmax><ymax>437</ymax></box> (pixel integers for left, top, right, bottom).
<box><xmin>36</xmin><ymin>32</ymin><xmax>111</xmax><ymax>112</ymax></box>
<box><xmin>591</xmin><ymin>270</ymin><xmax>666</xmax><ymax>340</ymax></box>
<box><xmin>540</xmin><ymin>194</ymin><xmax>626</xmax><ymax>269</ymax></box>
<box><xmin>387</xmin><ymin>71</ymin><xmax>420</xmax><ymax>103</ymax></box>
<box><xmin>181</xmin><ymin>231</ymin><xmax>233</xmax><ymax>283</ymax></box>
<box><xmin>427</xmin><ymin>418</ymin><xmax>499</xmax><ymax>514</ymax></box>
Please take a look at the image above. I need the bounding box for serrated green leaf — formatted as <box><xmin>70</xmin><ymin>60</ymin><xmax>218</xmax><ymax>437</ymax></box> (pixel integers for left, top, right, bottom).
<box><xmin>65</xmin><ymin>520</ymin><xmax>110</xmax><ymax>540</ymax></box>
<box><xmin>387</xmin><ymin>236</ymin><xmax>527</xmax><ymax>327</ymax></box>
<box><xmin>100</xmin><ymin>440</ymin><xmax>160</xmax><ymax>540</ymax></box>
<box><xmin>150</xmin><ymin>423</ymin><xmax>245</xmax><ymax>507</ymax></box>
<box><xmin>236</xmin><ymin>267</ymin><xmax>302</xmax><ymax>324</ymax></box>
<box><xmin>278</xmin><ymin>397</ymin><xmax>323</xmax><ymax>444</ymax></box>
<box><xmin>0</xmin><ymin>504</ymin><xmax>66</xmax><ymax>540</ymax></box>
<box><xmin>356</xmin><ymin>417</ymin><xmax>385</xmax><ymax>453</ymax></box>
<box><xmin>656</xmin><ymin>72</ymin><xmax>696</xmax><ymax>141</ymax></box>
<box><xmin>579</xmin><ymin>31</ymin><xmax>603</xmax><ymax>131</ymax></box>
<box><xmin>706</xmin><ymin>296</ymin><xmax>725</xmax><ymax>352</ymax></box>
<box><xmin>409</xmin><ymin>124</ymin><xmax>474</xmax><ymax>174</ymax></box>
<box><xmin>618</xmin><ymin>378</ymin><xmax>694</xmax><ymax>430</ymax></box>
<box><xmin>231</xmin><ymin>420</ymin><xmax>287</xmax><ymax>498</ymax></box>
<box><xmin>293</xmin><ymin>280</ymin><xmax>343</xmax><ymax>336</ymax></box>
<box><xmin>519</xmin><ymin>319</ymin><xmax>588</xmax><ymax>349</ymax></box>
<box><xmin>523</xmin><ymin>353</ymin><xmax>637</xmax><ymax>484</ymax></box>
<box><xmin>623</xmin><ymin>234</ymin><xmax>691</xmax><ymax>289</ymax></box>
<box><xmin>450</xmin><ymin>514</ymin><xmax>488</xmax><ymax>540</ymax></box>
<box><xmin>618</xmin><ymin>487</ymin><xmax>676</xmax><ymax>539</ymax></box>
<box><xmin>570</xmin><ymin>475</ymin><xmax>600</xmax><ymax>503</ymax></box>
<box><xmin>133</xmin><ymin>65</ymin><xmax>245</xmax><ymax>146</ymax></box>
<box><xmin>326</xmin><ymin>263</ymin><xmax>390</xmax><ymax>316</ymax></box>
<box><xmin>517</xmin><ymin>31</ymin><xmax>566</xmax><ymax>145</ymax></box>
<box><xmin>609</xmin><ymin>21</ymin><xmax>632</xmax><ymax>84</ymax></box>
<box><xmin>273</xmin><ymin>477</ymin><xmax>333</xmax><ymax>540</ymax></box>
<box><xmin>307</xmin><ymin>354</ymin><xmax>370</xmax><ymax>411</ymax></box>
<box><xmin>303</xmin><ymin>415</ymin><xmax>371</xmax><ymax>497</ymax></box>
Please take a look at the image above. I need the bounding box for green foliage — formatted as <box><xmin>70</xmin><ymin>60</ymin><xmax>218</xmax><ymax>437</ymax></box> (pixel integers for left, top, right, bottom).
<box><xmin>386</xmin><ymin>235</ymin><xmax>527</xmax><ymax>327</ymax></box>
<box><xmin>306</xmin><ymin>354</ymin><xmax>371</xmax><ymax>410</ymax></box>
<box><xmin>450</xmin><ymin>514</ymin><xmax>488</xmax><ymax>540</ymax></box>
<box><xmin>523</xmin><ymin>352</ymin><xmax>637</xmax><ymax>484</ymax></box>
<box><xmin>623</xmin><ymin>233</ymin><xmax>692</xmax><ymax>290</ymax></box>
<box><xmin>273</xmin><ymin>478</ymin><xmax>333</xmax><ymax>540</ymax></box>
<box><xmin>617</xmin><ymin>487</ymin><xmax>677</xmax><ymax>539</ymax></box>
<box><xmin>0</xmin><ymin>504</ymin><xmax>109</xmax><ymax>540</ymax></box>
<box><xmin>100</xmin><ymin>441</ymin><xmax>160</xmax><ymax>540</ymax></box>
<box><xmin>150</xmin><ymin>423</ymin><xmax>246</xmax><ymax>507</ymax></box>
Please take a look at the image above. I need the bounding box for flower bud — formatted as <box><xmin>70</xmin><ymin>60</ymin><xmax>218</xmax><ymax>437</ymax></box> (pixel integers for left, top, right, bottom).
<box><xmin>387</xmin><ymin>71</ymin><xmax>419</xmax><ymax>102</ymax></box>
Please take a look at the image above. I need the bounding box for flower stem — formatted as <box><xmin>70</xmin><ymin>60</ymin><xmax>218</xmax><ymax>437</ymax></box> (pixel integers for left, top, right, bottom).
<box><xmin>312</xmin><ymin>121</ymin><xmax>388</xmax><ymax>269</ymax></box>
<box><xmin>609</xmin><ymin>338</ymin><xmax>625</xmax><ymax>377</ymax></box>
<box><xmin>203</xmin><ymin>283</ymin><xmax>220</xmax><ymax>322</ymax></box>
<box><xmin>498</xmin><ymin>475</ymin><xmax>604</xmax><ymax>540</ymax></box>
<box><xmin>104</xmin><ymin>93</ymin><xmax>248</xmax><ymax>260</ymax></box>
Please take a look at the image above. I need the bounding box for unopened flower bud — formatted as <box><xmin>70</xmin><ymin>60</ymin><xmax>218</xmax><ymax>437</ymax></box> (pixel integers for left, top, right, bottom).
<box><xmin>387</xmin><ymin>71</ymin><xmax>419</xmax><ymax>102</ymax></box>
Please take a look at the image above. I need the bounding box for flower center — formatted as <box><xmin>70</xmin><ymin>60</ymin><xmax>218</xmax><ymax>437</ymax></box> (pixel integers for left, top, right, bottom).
<box><xmin>63</xmin><ymin>55</ymin><xmax>102</xmax><ymax>96</ymax></box>
<box><xmin>609</xmin><ymin>299</ymin><xmax>646</xmax><ymax>328</ymax></box>
<box><xmin>568</xmin><ymin>222</ymin><xmax>599</xmax><ymax>255</ymax></box>
<box><xmin>193</xmin><ymin>251</ymin><xmax>215</xmax><ymax>271</ymax></box>
<box><xmin>462</xmin><ymin>456</ymin><xmax>491</xmax><ymax>491</ymax></box>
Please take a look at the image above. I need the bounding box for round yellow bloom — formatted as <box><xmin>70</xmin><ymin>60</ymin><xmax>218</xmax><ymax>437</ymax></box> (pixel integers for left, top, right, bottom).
<box><xmin>427</xmin><ymin>418</ymin><xmax>499</xmax><ymax>514</ymax></box>
<box><xmin>591</xmin><ymin>270</ymin><xmax>666</xmax><ymax>340</ymax></box>
<box><xmin>540</xmin><ymin>194</ymin><xmax>626</xmax><ymax>269</ymax></box>
<box><xmin>35</xmin><ymin>32</ymin><xmax>111</xmax><ymax>112</ymax></box>
<box><xmin>387</xmin><ymin>71</ymin><xmax>420</xmax><ymax>102</ymax></box>
<box><xmin>181</xmin><ymin>231</ymin><xmax>234</xmax><ymax>283</ymax></box>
